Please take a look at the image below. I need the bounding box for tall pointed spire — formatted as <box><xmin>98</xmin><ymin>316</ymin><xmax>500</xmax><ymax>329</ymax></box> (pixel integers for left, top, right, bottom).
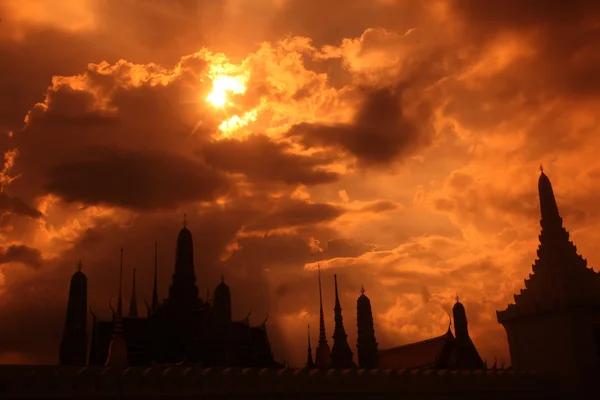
<box><xmin>306</xmin><ymin>324</ymin><xmax>315</xmax><ymax>368</ymax></box>
<box><xmin>356</xmin><ymin>285</ymin><xmax>378</xmax><ymax>369</ymax></box>
<box><xmin>59</xmin><ymin>260</ymin><xmax>88</xmax><ymax>365</ymax></box>
<box><xmin>105</xmin><ymin>247</ymin><xmax>128</xmax><ymax>366</ymax></box>
<box><xmin>498</xmin><ymin>169</ymin><xmax>599</xmax><ymax>321</ymax></box>
<box><xmin>314</xmin><ymin>264</ymin><xmax>331</xmax><ymax>368</ymax></box>
<box><xmin>538</xmin><ymin>167</ymin><xmax>562</xmax><ymax>228</ymax></box>
<box><xmin>151</xmin><ymin>241</ymin><xmax>159</xmax><ymax>312</ymax></box>
<box><xmin>330</xmin><ymin>274</ymin><xmax>355</xmax><ymax>369</ymax></box>
<box><xmin>128</xmin><ymin>268</ymin><xmax>138</xmax><ymax>317</ymax></box>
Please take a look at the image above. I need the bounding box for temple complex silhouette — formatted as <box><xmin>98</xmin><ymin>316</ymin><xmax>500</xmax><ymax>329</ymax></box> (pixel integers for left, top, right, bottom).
<box><xmin>61</xmin><ymin>218</ymin><xmax>280</xmax><ymax>368</ymax></box>
<box><xmin>3</xmin><ymin>168</ymin><xmax>598</xmax><ymax>398</ymax></box>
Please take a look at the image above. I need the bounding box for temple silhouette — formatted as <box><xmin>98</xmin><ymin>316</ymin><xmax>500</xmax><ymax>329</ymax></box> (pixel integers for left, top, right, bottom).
<box><xmin>6</xmin><ymin>168</ymin><xmax>598</xmax><ymax>398</ymax></box>
<box><xmin>60</xmin><ymin>219</ymin><xmax>280</xmax><ymax>368</ymax></box>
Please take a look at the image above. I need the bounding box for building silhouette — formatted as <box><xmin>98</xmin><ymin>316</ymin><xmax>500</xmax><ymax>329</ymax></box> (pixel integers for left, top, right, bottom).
<box><xmin>330</xmin><ymin>274</ymin><xmax>356</xmax><ymax>368</ymax></box>
<box><xmin>356</xmin><ymin>285</ymin><xmax>378</xmax><ymax>368</ymax></box>
<box><xmin>314</xmin><ymin>264</ymin><xmax>331</xmax><ymax>368</ymax></box>
<box><xmin>377</xmin><ymin>297</ymin><xmax>484</xmax><ymax>370</ymax></box>
<box><xmin>497</xmin><ymin>167</ymin><xmax>600</xmax><ymax>385</ymax></box>
<box><xmin>35</xmin><ymin>168</ymin><xmax>600</xmax><ymax>397</ymax></box>
<box><xmin>84</xmin><ymin>220</ymin><xmax>281</xmax><ymax>368</ymax></box>
<box><xmin>58</xmin><ymin>260</ymin><xmax>87</xmax><ymax>366</ymax></box>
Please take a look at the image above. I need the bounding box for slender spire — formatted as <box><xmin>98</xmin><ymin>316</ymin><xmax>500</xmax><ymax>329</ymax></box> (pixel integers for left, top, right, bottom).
<box><xmin>306</xmin><ymin>324</ymin><xmax>315</xmax><ymax>368</ymax></box>
<box><xmin>318</xmin><ymin>264</ymin><xmax>327</xmax><ymax>344</ymax></box>
<box><xmin>330</xmin><ymin>274</ymin><xmax>356</xmax><ymax>368</ymax></box>
<box><xmin>76</xmin><ymin>260</ymin><xmax>83</xmax><ymax>272</ymax></box>
<box><xmin>183</xmin><ymin>213</ymin><xmax>187</xmax><ymax>228</ymax></box>
<box><xmin>151</xmin><ymin>241</ymin><xmax>159</xmax><ymax>311</ymax></box>
<box><xmin>128</xmin><ymin>268</ymin><xmax>138</xmax><ymax>317</ymax></box>
<box><xmin>105</xmin><ymin>247</ymin><xmax>128</xmax><ymax>366</ymax></box>
<box><xmin>314</xmin><ymin>264</ymin><xmax>331</xmax><ymax>368</ymax></box>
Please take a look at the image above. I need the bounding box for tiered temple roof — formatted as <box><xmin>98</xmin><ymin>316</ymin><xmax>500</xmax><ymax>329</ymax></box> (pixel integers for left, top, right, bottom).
<box><xmin>497</xmin><ymin>169</ymin><xmax>600</xmax><ymax>322</ymax></box>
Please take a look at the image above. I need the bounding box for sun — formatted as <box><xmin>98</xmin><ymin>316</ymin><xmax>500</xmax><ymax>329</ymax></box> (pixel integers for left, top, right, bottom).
<box><xmin>206</xmin><ymin>75</ymin><xmax>247</xmax><ymax>108</ymax></box>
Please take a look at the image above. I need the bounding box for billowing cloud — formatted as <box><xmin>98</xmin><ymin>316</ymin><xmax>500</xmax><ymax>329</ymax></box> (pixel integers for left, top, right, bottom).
<box><xmin>0</xmin><ymin>245</ymin><xmax>43</xmax><ymax>270</ymax></box>
<box><xmin>0</xmin><ymin>0</ymin><xmax>599</xmax><ymax>369</ymax></box>
<box><xmin>198</xmin><ymin>134</ymin><xmax>339</xmax><ymax>185</ymax></box>
<box><xmin>288</xmin><ymin>86</ymin><xmax>434</xmax><ymax>166</ymax></box>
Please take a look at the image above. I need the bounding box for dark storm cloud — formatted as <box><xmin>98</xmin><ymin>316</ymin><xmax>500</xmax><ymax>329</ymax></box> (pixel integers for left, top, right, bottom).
<box><xmin>287</xmin><ymin>87</ymin><xmax>433</xmax><ymax>166</ymax></box>
<box><xmin>44</xmin><ymin>147</ymin><xmax>228</xmax><ymax>210</ymax></box>
<box><xmin>0</xmin><ymin>193</ymin><xmax>42</xmax><ymax>218</ymax></box>
<box><xmin>245</xmin><ymin>199</ymin><xmax>345</xmax><ymax>232</ymax></box>
<box><xmin>198</xmin><ymin>134</ymin><xmax>340</xmax><ymax>185</ymax></box>
<box><xmin>0</xmin><ymin>244</ymin><xmax>43</xmax><ymax>269</ymax></box>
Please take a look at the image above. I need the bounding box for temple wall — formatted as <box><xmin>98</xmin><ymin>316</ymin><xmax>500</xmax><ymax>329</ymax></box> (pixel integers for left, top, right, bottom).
<box><xmin>503</xmin><ymin>309</ymin><xmax>600</xmax><ymax>384</ymax></box>
<box><xmin>0</xmin><ymin>366</ymin><xmax>560</xmax><ymax>399</ymax></box>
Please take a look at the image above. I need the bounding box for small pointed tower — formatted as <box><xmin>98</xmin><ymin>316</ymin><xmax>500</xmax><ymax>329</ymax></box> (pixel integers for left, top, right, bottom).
<box><xmin>59</xmin><ymin>261</ymin><xmax>88</xmax><ymax>365</ymax></box>
<box><xmin>452</xmin><ymin>297</ymin><xmax>485</xmax><ymax>369</ymax></box>
<box><xmin>314</xmin><ymin>264</ymin><xmax>331</xmax><ymax>368</ymax></box>
<box><xmin>150</xmin><ymin>241</ymin><xmax>159</xmax><ymax>314</ymax></box>
<box><xmin>330</xmin><ymin>274</ymin><xmax>356</xmax><ymax>369</ymax></box>
<box><xmin>306</xmin><ymin>324</ymin><xmax>315</xmax><ymax>368</ymax></box>
<box><xmin>105</xmin><ymin>247</ymin><xmax>129</xmax><ymax>367</ymax></box>
<box><xmin>497</xmin><ymin>167</ymin><xmax>600</xmax><ymax>384</ymax></box>
<box><xmin>128</xmin><ymin>268</ymin><xmax>138</xmax><ymax>317</ymax></box>
<box><xmin>356</xmin><ymin>285</ymin><xmax>379</xmax><ymax>369</ymax></box>
<box><xmin>213</xmin><ymin>272</ymin><xmax>232</xmax><ymax>328</ymax></box>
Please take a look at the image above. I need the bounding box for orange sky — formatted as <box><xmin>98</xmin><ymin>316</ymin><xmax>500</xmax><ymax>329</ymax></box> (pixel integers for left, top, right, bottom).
<box><xmin>0</xmin><ymin>0</ymin><xmax>600</xmax><ymax>367</ymax></box>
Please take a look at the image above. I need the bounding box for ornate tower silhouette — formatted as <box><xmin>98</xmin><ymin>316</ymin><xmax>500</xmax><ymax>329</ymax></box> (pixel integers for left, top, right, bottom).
<box><xmin>59</xmin><ymin>261</ymin><xmax>87</xmax><ymax>365</ymax></box>
<box><xmin>497</xmin><ymin>168</ymin><xmax>600</xmax><ymax>384</ymax></box>
<box><xmin>330</xmin><ymin>274</ymin><xmax>356</xmax><ymax>369</ymax></box>
<box><xmin>168</xmin><ymin>214</ymin><xmax>199</xmax><ymax>312</ymax></box>
<box><xmin>306</xmin><ymin>324</ymin><xmax>315</xmax><ymax>368</ymax></box>
<box><xmin>356</xmin><ymin>285</ymin><xmax>378</xmax><ymax>369</ymax></box>
<box><xmin>105</xmin><ymin>248</ymin><xmax>129</xmax><ymax>366</ymax></box>
<box><xmin>452</xmin><ymin>298</ymin><xmax>484</xmax><ymax>369</ymax></box>
<box><xmin>314</xmin><ymin>264</ymin><xmax>331</xmax><ymax>368</ymax></box>
<box><xmin>128</xmin><ymin>268</ymin><xmax>138</xmax><ymax>317</ymax></box>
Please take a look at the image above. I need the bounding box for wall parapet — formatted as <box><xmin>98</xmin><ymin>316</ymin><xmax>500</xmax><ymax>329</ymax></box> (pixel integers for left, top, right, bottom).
<box><xmin>0</xmin><ymin>366</ymin><xmax>557</xmax><ymax>398</ymax></box>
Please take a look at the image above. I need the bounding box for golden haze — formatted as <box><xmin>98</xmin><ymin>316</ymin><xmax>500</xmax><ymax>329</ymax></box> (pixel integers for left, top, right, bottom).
<box><xmin>0</xmin><ymin>0</ymin><xmax>599</xmax><ymax>368</ymax></box>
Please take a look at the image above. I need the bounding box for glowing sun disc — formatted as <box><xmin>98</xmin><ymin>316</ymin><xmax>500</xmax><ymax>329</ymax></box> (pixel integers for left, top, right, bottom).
<box><xmin>206</xmin><ymin>75</ymin><xmax>247</xmax><ymax>108</ymax></box>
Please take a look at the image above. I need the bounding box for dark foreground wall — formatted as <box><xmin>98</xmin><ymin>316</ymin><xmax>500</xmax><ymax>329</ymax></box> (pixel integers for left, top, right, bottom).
<box><xmin>0</xmin><ymin>366</ymin><xmax>564</xmax><ymax>399</ymax></box>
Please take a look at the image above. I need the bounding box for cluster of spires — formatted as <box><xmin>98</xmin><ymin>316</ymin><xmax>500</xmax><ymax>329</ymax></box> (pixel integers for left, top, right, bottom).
<box><xmin>103</xmin><ymin>243</ymin><xmax>161</xmax><ymax>366</ymax></box>
<box><xmin>306</xmin><ymin>265</ymin><xmax>378</xmax><ymax>369</ymax></box>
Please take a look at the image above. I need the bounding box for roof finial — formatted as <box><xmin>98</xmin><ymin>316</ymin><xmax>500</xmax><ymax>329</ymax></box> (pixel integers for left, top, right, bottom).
<box><xmin>455</xmin><ymin>294</ymin><xmax>460</xmax><ymax>303</ymax></box>
<box><xmin>183</xmin><ymin>213</ymin><xmax>187</xmax><ymax>228</ymax></box>
<box><xmin>360</xmin><ymin>285</ymin><xmax>365</xmax><ymax>295</ymax></box>
<box><xmin>540</xmin><ymin>164</ymin><xmax>544</xmax><ymax>173</ymax></box>
<box><xmin>76</xmin><ymin>260</ymin><xmax>83</xmax><ymax>272</ymax></box>
<box><xmin>221</xmin><ymin>271</ymin><xmax>225</xmax><ymax>283</ymax></box>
